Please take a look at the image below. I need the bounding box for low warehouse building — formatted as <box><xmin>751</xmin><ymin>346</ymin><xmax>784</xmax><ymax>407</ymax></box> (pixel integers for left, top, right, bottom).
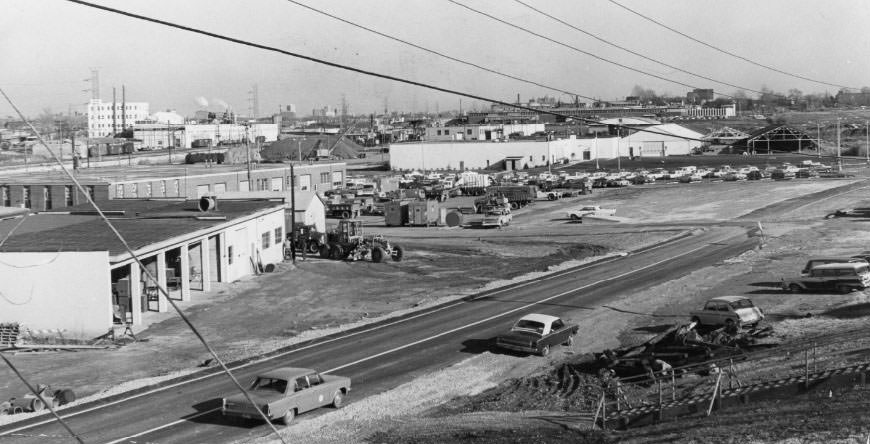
<box><xmin>620</xmin><ymin>124</ymin><xmax>705</xmax><ymax>157</ymax></box>
<box><xmin>389</xmin><ymin>137</ymin><xmax>619</xmax><ymax>171</ymax></box>
<box><xmin>0</xmin><ymin>198</ymin><xmax>285</xmax><ymax>337</ymax></box>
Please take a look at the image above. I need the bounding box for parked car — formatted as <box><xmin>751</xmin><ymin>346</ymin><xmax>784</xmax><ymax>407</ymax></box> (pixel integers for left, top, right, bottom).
<box><xmin>221</xmin><ymin>367</ymin><xmax>350</xmax><ymax>425</ymax></box>
<box><xmin>567</xmin><ymin>205</ymin><xmax>616</xmax><ymax>220</ymax></box>
<box><xmin>795</xmin><ymin>168</ymin><xmax>818</xmax><ymax>179</ymax></box>
<box><xmin>770</xmin><ymin>169</ymin><xmax>795</xmax><ymax>180</ymax></box>
<box><xmin>722</xmin><ymin>172</ymin><xmax>747</xmax><ymax>181</ymax></box>
<box><xmin>783</xmin><ymin>262</ymin><xmax>870</xmax><ymax>293</ymax></box>
<box><xmin>746</xmin><ymin>170</ymin><xmax>765</xmax><ymax>180</ymax></box>
<box><xmin>800</xmin><ymin>257</ymin><xmax>868</xmax><ymax>275</ymax></box>
<box><xmin>690</xmin><ymin>296</ymin><xmax>764</xmax><ymax>329</ymax></box>
<box><xmin>495</xmin><ymin>314</ymin><xmax>579</xmax><ymax>356</ymax></box>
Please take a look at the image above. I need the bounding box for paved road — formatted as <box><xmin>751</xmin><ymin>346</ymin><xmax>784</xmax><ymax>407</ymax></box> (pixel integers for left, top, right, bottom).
<box><xmin>0</xmin><ymin>224</ymin><xmax>757</xmax><ymax>444</ymax></box>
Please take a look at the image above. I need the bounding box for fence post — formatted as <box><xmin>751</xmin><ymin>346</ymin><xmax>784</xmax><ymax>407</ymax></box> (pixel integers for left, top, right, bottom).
<box><xmin>657</xmin><ymin>378</ymin><xmax>663</xmax><ymax>422</ymax></box>
<box><xmin>706</xmin><ymin>372</ymin><xmax>722</xmax><ymax>417</ymax></box>
<box><xmin>804</xmin><ymin>348</ymin><xmax>810</xmax><ymax>390</ymax></box>
<box><xmin>813</xmin><ymin>342</ymin><xmax>817</xmax><ymax>373</ymax></box>
<box><xmin>671</xmin><ymin>372</ymin><xmax>676</xmax><ymax>401</ymax></box>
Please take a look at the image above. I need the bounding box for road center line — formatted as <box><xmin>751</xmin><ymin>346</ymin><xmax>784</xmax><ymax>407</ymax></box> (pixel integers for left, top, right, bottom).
<box><xmin>0</xmin><ymin>237</ymin><xmax>656</xmax><ymax>437</ymax></box>
<box><xmin>100</xmin><ymin>236</ymin><xmax>726</xmax><ymax>444</ymax></box>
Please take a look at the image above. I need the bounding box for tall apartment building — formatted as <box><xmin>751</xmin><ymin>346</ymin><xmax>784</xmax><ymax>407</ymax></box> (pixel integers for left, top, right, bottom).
<box><xmin>87</xmin><ymin>98</ymin><xmax>150</xmax><ymax>138</ymax></box>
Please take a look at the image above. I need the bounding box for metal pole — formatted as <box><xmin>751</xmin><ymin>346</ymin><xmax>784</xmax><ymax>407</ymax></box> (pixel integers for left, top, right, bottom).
<box><xmin>866</xmin><ymin>120</ymin><xmax>869</xmax><ymax>163</ymax></box>
<box><xmin>290</xmin><ymin>163</ymin><xmax>296</xmax><ymax>265</ymax></box>
<box><xmin>817</xmin><ymin>122</ymin><xmax>821</xmax><ymax>160</ymax></box>
<box><xmin>245</xmin><ymin>125</ymin><xmax>251</xmax><ymax>184</ymax></box>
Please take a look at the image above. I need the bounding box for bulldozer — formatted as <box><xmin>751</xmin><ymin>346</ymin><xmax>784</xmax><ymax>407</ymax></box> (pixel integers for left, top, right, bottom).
<box><xmin>318</xmin><ymin>219</ymin><xmax>404</xmax><ymax>263</ymax></box>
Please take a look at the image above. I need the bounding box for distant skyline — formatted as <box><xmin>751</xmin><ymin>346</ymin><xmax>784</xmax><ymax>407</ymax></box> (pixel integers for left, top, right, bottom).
<box><xmin>2</xmin><ymin>0</ymin><xmax>869</xmax><ymax>119</ymax></box>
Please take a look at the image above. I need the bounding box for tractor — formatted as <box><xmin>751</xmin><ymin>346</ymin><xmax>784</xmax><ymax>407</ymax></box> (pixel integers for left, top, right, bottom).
<box><xmin>318</xmin><ymin>219</ymin><xmax>404</xmax><ymax>263</ymax></box>
<box><xmin>286</xmin><ymin>224</ymin><xmax>324</xmax><ymax>256</ymax></box>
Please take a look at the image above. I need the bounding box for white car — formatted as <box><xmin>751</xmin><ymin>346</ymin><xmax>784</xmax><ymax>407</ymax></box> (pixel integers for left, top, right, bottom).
<box><xmin>690</xmin><ymin>296</ymin><xmax>764</xmax><ymax>329</ymax></box>
<box><xmin>567</xmin><ymin>205</ymin><xmax>616</xmax><ymax>220</ymax></box>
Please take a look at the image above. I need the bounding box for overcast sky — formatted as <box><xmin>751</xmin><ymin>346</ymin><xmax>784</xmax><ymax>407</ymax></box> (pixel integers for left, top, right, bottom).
<box><xmin>2</xmin><ymin>0</ymin><xmax>869</xmax><ymax>119</ymax></box>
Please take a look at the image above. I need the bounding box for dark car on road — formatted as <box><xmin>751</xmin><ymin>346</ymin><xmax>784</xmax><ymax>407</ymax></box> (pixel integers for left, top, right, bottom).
<box><xmin>495</xmin><ymin>314</ymin><xmax>578</xmax><ymax>356</ymax></box>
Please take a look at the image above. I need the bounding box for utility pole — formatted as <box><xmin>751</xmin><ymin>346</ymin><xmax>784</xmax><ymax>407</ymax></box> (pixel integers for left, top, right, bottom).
<box><xmin>112</xmin><ymin>87</ymin><xmax>117</xmax><ymax>137</ymax></box>
<box><xmin>866</xmin><ymin>120</ymin><xmax>869</xmax><ymax>163</ymax></box>
<box><xmin>289</xmin><ymin>162</ymin><xmax>296</xmax><ymax>265</ymax></box>
<box><xmin>245</xmin><ymin>124</ymin><xmax>252</xmax><ymax>184</ymax></box>
<box><xmin>817</xmin><ymin>122</ymin><xmax>821</xmax><ymax>160</ymax></box>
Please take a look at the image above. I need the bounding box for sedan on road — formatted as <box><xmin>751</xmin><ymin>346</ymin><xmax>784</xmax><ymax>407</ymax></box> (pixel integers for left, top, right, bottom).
<box><xmin>222</xmin><ymin>367</ymin><xmax>350</xmax><ymax>425</ymax></box>
<box><xmin>495</xmin><ymin>314</ymin><xmax>578</xmax><ymax>356</ymax></box>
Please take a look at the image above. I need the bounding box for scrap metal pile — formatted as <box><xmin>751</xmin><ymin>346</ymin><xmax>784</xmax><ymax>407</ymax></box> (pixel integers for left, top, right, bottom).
<box><xmin>0</xmin><ymin>384</ymin><xmax>75</xmax><ymax>415</ymax></box>
<box><xmin>592</xmin><ymin>322</ymin><xmax>775</xmax><ymax>378</ymax></box>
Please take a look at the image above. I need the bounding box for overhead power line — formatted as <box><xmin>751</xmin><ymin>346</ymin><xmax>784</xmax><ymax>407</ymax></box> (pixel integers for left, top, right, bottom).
<box><xmin>608</xmin><ymin>0</ymin><xmax>858</xmax><ymax>91</ymax></box>
<box><xmin>63</xmin><ymin>0</ymin><xmax>705</xmax><ymax>142</ymax></box>
<box><xmin>510</xmin><ymin>0</ymin><xmax>771</xmax><ymax>98</ymax></box>
<box><xmin>286</xmin><ymin>0</ymin><xmax>599</xmax><ymax>103</ymax></box>
<box><xmin>445</xmin><ymin>0</ymin><xmax>738</xmax><ymax>100</ymax></box>
<box><xmin>0</xmin><ymin>86</ymin><xmax>291</xmax><ymax>444</ymax></box>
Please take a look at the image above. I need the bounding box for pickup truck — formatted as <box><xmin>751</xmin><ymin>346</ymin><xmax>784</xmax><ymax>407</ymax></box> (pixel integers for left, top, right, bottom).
<box><xmin>495</xmin><ymin>314</ymin><xmax>578</xmax><ymax>356</ymax></box>
<box><xmin>222</xmin><ymin>367</ymin><xmax>350</xmax><ymax>425</ymax></box>
<box><xmin>782</xmin><ymin>262</ymin><xmax>870</xmax><ymax>293</ymax></box>
<box><xmin>567</xmin><ymin>205</ymin><xmax>616</xmax><ymax>221</ymax></box>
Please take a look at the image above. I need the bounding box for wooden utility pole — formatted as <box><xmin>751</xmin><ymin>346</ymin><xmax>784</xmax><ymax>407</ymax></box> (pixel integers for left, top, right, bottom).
<box><xmin>289</xmin><ymin>163</ymin><xmax>296</xmax><ymax>265</ymax></box>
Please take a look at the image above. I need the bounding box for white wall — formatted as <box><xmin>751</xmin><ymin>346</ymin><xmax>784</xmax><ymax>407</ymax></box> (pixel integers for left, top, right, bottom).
<box><xmin>0</xmin><ymin>251</ymin><xmax>111</xmax><ymax>337</ymax></box>
<box><xmin>390</xmin><ymin>137</ymin><xmax>619</xmax><ymax>170</ymax></box>
<box><xmin>225</xmin><ymin>209</ymin><xmax>285</xmax><ymax>281</ymax></box>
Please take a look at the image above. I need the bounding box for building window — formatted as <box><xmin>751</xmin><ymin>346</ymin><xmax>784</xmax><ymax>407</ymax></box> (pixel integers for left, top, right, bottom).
<box><xmin>320</xmin><ymin>172</ymin><xmax>329</xmax><ymax>183</ymax></box>
<box><xmin>467</xmin><ymin>129</ymin><xmax>472</xmax><ymax>135</ymax></box>
<box><xmin>261</xmin><ymin>232</ymin><xmax>270</xmax><ymax>250</ymax></box>
<box><xmin>436</xmin><ymin>130</ymin><xmax>441</xmax><ymax>136</ymax></box>
<box><xmin>275</xmin><ymin>227</ymin><xmax>283</xmax><ymax>244</ymax></box>
<box><xmin>116</xmin><ymin>184</ymin><xmax>124</xmax><ymax>198</ymax></box>
<box><xmin>1</xmin><ymin>186</ymin><xmax>9</xmax><ymax>206</ymax></box>
<box><xmin>144</xmin><ymin>183</ymin><xmax>152</xmax><ymax>198</ymax></box>
<box><xmin>299</xmin><ymin>174</ymin><xmax>311</xmax><ymax>191</ymax></box>
<box><xmin>529</xmin><ymin>155</ymin><xmax>533</xmax><ymax>162</ymax></box>
<box><xmin>444</xmin><ymin>130</ymin><xmax>450</xmax><ymax>135</ymax></box>
<box><xmin>64</xmin><ymin>186</ymin><xmax>73</xmax><ymax>206</ymax></box>
<box><xmin>129</xmin><ymin>184</ymin><xmax>138</xmax><ymax>198</ymax></box>
<box><xmin>173</xmin><ymin>179</ymin><xmax>180</xmax><ymax>196</ymax></box>
<box><xmin>160</xmin><ymin>181</ymin><xmax>166</xmax><ymax>196</ymax></box>
<box><xmin>22</xmin><ymin>186</ymin><xmax>31</xmax><ymax>208</ymax></box>
<box><xmin>542</xmin><ymin>155</ymin><xmax>546</xmax><ymax>162</ymax></box>
<box><xmin>228</xmin><ymin>246</ymin><xmax>233</xmax><ymax>265</ymax></box>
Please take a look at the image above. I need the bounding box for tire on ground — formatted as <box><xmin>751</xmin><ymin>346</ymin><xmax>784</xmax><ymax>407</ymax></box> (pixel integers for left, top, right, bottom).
<box><xmin>371</xmin><ymin>246</ymin><xmax>385</xmax><ymax>263</ymax></box>
<box><xmin>391</xmin><ymin>244</ymin><xmax>404</xmax><ymax>262</ymax></box>
<box><xmin>319</xmin><ymin>244</ymin><xmax>331</xmax><ymax>259</ymax></box>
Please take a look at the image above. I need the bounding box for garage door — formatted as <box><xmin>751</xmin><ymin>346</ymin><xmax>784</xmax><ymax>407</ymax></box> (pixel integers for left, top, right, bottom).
<box><xmin>643</xmin><ymin>141</ymin><xmax>665</xmax><ymax>156</ymax></box>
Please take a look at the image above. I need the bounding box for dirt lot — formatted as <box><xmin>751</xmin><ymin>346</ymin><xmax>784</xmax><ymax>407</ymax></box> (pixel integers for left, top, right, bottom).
<box><xmin>5</xmin><ymin>172</ymin><xmax>870</xmax><ymax>443</ymax></box>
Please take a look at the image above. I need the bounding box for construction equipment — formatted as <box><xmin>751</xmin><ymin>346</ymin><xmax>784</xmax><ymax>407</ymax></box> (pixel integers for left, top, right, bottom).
<box><xmin>287</xmin><ymin>224</ymin><xmax>323</xmax><ymax>256</ymax></box>
<box><xmin>318</xmin><ymin>219</ymin><xmax>404</xmax><ymax>263</ymax></box>
<box><xmin>326</xmin><ymin>201</ymin><xmax>361</xmax><ymax>219</ymax></box>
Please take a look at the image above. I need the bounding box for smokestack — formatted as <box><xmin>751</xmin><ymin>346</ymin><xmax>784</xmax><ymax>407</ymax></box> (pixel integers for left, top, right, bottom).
<box><xmin>112</xmin><ymin>87</ymin><xmax>117</xmax><ymax>137</ymax></box>
<box><xmin>517</xmin><ymin>93</ymin><xmax>520</xmax><ymax>105</ymax></box>
<box><xmin>122</xmin><ymin>85</ymin><xmax>126</xmax><ymax>130</ymax></box>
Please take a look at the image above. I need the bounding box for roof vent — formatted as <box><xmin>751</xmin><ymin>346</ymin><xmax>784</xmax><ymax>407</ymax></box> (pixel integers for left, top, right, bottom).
<box><xmin>198</xmin><ymin>196</ymin><xmax>218</xmax><ymax>212</ymax></box>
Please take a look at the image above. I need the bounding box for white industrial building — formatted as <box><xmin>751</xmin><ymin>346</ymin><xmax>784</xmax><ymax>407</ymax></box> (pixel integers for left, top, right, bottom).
<box><xmin>88</xmin><ymin>98</ymin><xmax>151</xmax><ymax>138</ymax></box>
<box><xmin>134</xmin><ymin>123</ymin><xmax>279</xmax><ymax>149</ymax></box>
<box><xmin>390</xmin><ymin>136</ymin><xmax>619</xmax><ymax>171</ymax></box>
<box><xmin>424</xmin><ymin>123</ymin><xmax>545</xmax><ymax>142</ymax></box>
<box><xmin>621</xmin><ymin>124</ymin><xmax>705</xmax><ymax>157</ymax></box>
<box><xmin>0</xmin><ymin>199</ymin><xmax>286</xmax><ymax>336</ymax></box>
